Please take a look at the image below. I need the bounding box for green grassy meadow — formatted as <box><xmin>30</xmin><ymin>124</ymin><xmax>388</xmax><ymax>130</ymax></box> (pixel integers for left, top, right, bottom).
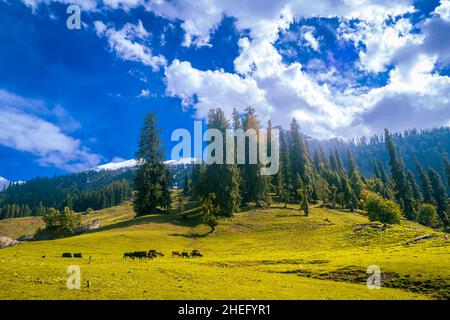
<box><xmin>0</xmin><ymin>199</ymin><xmax>449</xmax><ymax>300</ymax></box>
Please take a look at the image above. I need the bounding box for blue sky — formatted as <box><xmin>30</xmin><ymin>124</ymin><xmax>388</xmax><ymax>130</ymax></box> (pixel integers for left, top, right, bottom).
<box><xmin>0</xmin><ymin>0</ymin><xmax>450</xmax><ymax>184</ymax></box>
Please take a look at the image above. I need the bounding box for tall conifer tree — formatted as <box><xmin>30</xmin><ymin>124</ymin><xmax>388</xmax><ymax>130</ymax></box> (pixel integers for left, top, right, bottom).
<box><xmin>415</xmin><ymin>158</ymin><xmax>434</xmax><ymax>204</ymax></box>
<box><xmin>133</xmin><ymin>113</ymin><xmax>171</xmax><ymax>216</ymax></box>
<box><xmin>428</xmin><ymin>168</ymin><xmax>449</xmax><ymax>227</ymax></box>
<box><xmin>385</xmin><ymin>129</ymin><xmax>417</xmax><ymax>220</ymax></box>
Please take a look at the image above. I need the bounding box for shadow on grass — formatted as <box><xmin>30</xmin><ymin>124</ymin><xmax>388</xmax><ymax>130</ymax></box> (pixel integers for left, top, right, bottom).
<box><xmin>169</xmin><ymin>231</ymin><xmax>212</xmax><ymax>239</ymax></box>
<box><xmin>86</xmin><ymin>203</ymin><xmax>205</xmax><ymax>234</ymax></box>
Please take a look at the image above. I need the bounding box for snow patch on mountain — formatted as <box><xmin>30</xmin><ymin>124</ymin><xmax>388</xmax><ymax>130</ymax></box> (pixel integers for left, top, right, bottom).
<box><xmin>94</xmin><ymin>159</ymin><xmax>137</xmax><ymax>171</ymax></box>
<box><xmin>0</xmin><ymin>176</ymin><xmax>9</xmax><ymax>190</ymax></box>
<box><xmin>94</xmin><ymin>157</ymin><xmax>201</xmax><ymax>172</ymax></box>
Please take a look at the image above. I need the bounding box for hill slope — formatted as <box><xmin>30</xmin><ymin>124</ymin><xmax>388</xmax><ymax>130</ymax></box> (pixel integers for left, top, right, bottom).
<box><xmin>0</xmin><ymin>203</ymin><xmax>449</xmax><ymax>300</ymax></box>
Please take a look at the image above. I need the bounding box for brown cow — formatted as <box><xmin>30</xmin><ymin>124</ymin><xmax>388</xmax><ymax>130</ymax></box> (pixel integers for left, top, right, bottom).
<box><xmin>172</xmin><ymin>251</ymin><xmax>180</xmax><ymax>257</ymax></box>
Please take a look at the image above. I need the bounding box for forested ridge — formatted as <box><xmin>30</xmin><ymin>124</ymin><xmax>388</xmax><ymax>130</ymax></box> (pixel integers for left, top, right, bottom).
<box><xmin>2</xmin><ymin>110</ymin><xmax>450</xmax><ymax>230</ymax></box>
<box><xmin>0</xmin><ymin>170</ymin><xmax>133</xmax><ymax>219</ymax></box>
<box><xmin>310</xmin><ymin>127</ymin><xmax>450</xmax><ymax>186</ymax></box>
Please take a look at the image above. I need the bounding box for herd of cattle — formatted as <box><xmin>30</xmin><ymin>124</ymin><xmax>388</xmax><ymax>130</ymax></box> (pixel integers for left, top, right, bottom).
<box><xmin>60</xmin><ymin>249</ymin><xmax>203</xmax><ymax>260</ymax></box>
<box><xmin>61</xmin><ymin>253</ymin><xmax>82</xmax><ymax>258</ymax></box>
<box><xmin>123</xmin><ymin>249</ymin><xmax>203</xmax><ymax>259</ymax></box>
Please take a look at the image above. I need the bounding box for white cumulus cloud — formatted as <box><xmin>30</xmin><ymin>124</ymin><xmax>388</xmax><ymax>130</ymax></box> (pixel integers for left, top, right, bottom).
<box><xmin>94</xmin><ymin>20</ymin><xmax>167</xmax><ymax>71</ymax></box>
<box><xmin>0</xmin><ymin>89</ymin><xmax>101</xmax><ymax>172</ymax></box>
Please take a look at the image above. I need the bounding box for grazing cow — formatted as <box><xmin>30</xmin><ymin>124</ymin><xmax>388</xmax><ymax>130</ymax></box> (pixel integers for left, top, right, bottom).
<box><xmin>124</xmin><ymin>251</ymin><xmax>152</xmax><ymax>260</ymax></box>
<box><xmin>148</xmin><ymin>250</ymin><xmax>158</xmax><ymax>258</ymax></box>
<box><xmin>145</xmin><ymin>252</ymin><xmax>154</xmax><ymax>260</ymax></box>
<box><xmin>62</xmin><ymin>253</ymin><xmax>72</xmax><ymax>258</ymax></box>
<box><xmin>133</xmin><ymin>251</ymin><xmax>148</xmax><ymax>259</ymax></box>
<box><xmin>123</xmin><ymin>252</ymin><xmax>132</xmax><ymax>259</ymax></box>
<box><xmin>181</xmin><ymin>252</ymin><xmax>190</xmax><ymax>258</ymax></box>
<box><xmin>74</xmin><ymin>253</ymin><xmax>82</xmax><ymax>258</ymax></box>
<box><xmin>172</xmin><ymin>251</ymin><xmax>180</xmax><ymax>257</ymax></box>
<box><xmin>191</xmin><ymin>250</ymin><xmax>203</xmax><ymax>258</ymax></box>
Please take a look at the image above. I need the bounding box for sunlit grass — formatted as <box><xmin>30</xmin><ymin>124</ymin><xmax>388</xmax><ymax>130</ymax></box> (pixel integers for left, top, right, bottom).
<box><xmin>0</xmin><ymin>200</ymin><xmax>448</xmax><ymax>299</ymax></box>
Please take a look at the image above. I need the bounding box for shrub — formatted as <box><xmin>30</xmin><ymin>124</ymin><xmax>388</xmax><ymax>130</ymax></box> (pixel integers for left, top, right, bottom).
<box><xmin>418</xmin><ymin>204</ymin><xmax>439</xmax><ymax>227</ymax></box>
<box><xmin>42</xmin><ymin>207</ymin><xmax>82</xmax><ymax>238</ymax></box>
<box><xmin>362</xmin><ymin>190</ymin><xmax>402</xmax><ymax>224</ymax></box>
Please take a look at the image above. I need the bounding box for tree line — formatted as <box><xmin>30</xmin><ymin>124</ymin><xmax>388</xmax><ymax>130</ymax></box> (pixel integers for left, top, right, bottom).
<box><xmin>0</xmin><ymin>170</ymin><xmax>133</xmax><ymax>220</ymax></box>
<box><xmin>312</xmin><ymin>127</ymin><xmax>450</xmax><ymax>190</ymax></box>
<box><xmin>133</xmin><ymin>109</ymin><xmax>450</xmax><ymax>231</ymax></box>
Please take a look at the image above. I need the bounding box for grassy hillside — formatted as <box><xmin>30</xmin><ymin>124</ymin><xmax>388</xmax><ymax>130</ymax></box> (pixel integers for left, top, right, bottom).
<box><xmin>0</xmin><ymin>204</ymin><xmax>135</xmax><ymax>239</ymax></box>
<box><xmin>0</xmin><ymin>201</ymin><xmax>449</xmax><ymax>300</ymax></box>
<box><xmin>0</xmin><ymin>216</ymin><xmax>44</xmax><ymax>239</ymax></box>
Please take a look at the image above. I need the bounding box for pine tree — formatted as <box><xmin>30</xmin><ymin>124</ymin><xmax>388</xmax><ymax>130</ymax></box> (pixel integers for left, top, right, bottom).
<box><xmin>240</xmin><ymin>107</ymin><xmax>270</xmax><ymax>206</ymax></box>
<box><xmin>333</xmin><ymin>147</ymin><xmax>345</xmax><ymax>173</ymax></box>
<box><xmin>133</xmin><ymin>113</ymin><xmax>171</xmax><ymax>216</ymax></box>
<box><xmin>183</xmin><ymin>171</ymin><xmax>191</xmax><ymax>196</ymax></box>
<box><xmin>266</xmin><ymin>120</ymin><xmax>277</xmax><ymax>194</ymax></box>
<box><xmin>202</xmin><ymin>108</ymin><xmax>241</xmax><ymax>215</ymax></box>
<box><xmin>443</xmin><ymin>155</ymin><xmax>450</xmax><ymax>190</ymax></box>
<box><xmin>192</xmin><ymin>163</ymin><xmax>207</xmax><ymax>199</ymax></box>
<box><xmin>289</xmin><ymin>118</ymin><xmax>314</xmax><ymax>193</ymax></box>
<box><xmin>343</xmin><ymin>177</ymin><xmax>358</xmax><ymax>212</ymax></box>
<box><xmin>406</xmin><ymin>170</ymin><xmax>422</xmax><ymax>203</ymax></box>
<box><xmin>385</xmin><ymin>129</ymin><xmax>417</xmax><ymax>220</ymax></box>
<box><xmin>202</xmin><ymin>193</ymin><xmax>220</xmax><ymax>233</ymax></box>
<box><xmin>278</xmin><ymin>129</ymin><xmax>292</xmax><ymax>207</ymax></box>
<box><xmin>427</xmin><ymin>168</ymin><xmax>449</xmax><ymax>227</ymax></box>
<box><xmin>347</xmin><ymin>148</ymin><xmax>364</xmax><ymax>198</ymax></box>
<box><xmin>415</xmin><ymin>158</ymin><xmax>434</xmax><ymax>204</ymax></box>
<box><xmin>313</xmin><ymin>145</ymin><xmax>328</xmax><ymax>172</ymax></box>
<box><xmin>293</xmin><ymin>174</ymin><xmax>307</xmax><ymax>214</ymax></box>
<box><xmin>372</xmin><ymin>157</ymin><xmax>394</xmax><ymax>200</ymax></box>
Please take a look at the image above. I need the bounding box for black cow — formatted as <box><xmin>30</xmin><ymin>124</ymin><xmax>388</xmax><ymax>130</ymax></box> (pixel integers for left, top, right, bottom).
<box><xmin>181</xmin><ymin>252</ymin><xmax>190</xmax><ymax>258</ymax></box>
<box><xmin>62</xmin><ymin>253</ymin><xmax>72</xmax><ymax>258</ymax></box>
<box><xmin>74</xmin><ymin>253</ymin><xmax>82</xmax><ymax>258</ymax></box>
<box><xmin>123</xmin><ymin>251</ymin><xmax>152</xmax><ymax>259</ymax></box>
<box><xmin>191</xmin><ymin>250</ymin><xmax>203</xmax><ymax>257</ymax></box>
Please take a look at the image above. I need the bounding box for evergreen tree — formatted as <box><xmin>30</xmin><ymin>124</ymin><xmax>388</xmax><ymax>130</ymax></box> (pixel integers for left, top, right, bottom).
<box><xmin>278</xmin><ymin>129</ymin><xmax>292</xmax><ymax>207</ymax></box>
<box><xmin>202</xmin><ymin>109</ymin><xmax>241</xmax><ymax>214</ymax></box>
<box><xmin>240</xmin><ymin>107</ymin><xmax>270</xmax><ymax>206</ymax></box>
<box><xmin>289</xmin><ymin>118</ymin><xmax>314</xmax><ymax>188</ymax></box>
<box><xmin>443</xmin><ymin>155</ymin><xmax>450</xmax><ymax>190</ymax></box>
<box><xmin>333</xmin><ymin>147</ymin><xmax>345</xmax><ymax>173</ymax></box>
<box><xmin>191</xmin><ymin>163</ymin><xmax>207</xmax><ymax>199</ymax></box>
<box><xmin>347</xmin><ymin>148</ymin><xmax>364</xmax><ymax>198</ymax></box>
<box><xmin>202</xmin><ymin>193</ymin><xmax>220</xmax><ymax>233</ymax></box>
<box><xmin>343</xmin><ymin>177</ymin><xmax>358</xmax><ymax>212</ymax></box>
<box><xmin>427</xmin><ymin>168</ymin><xmax>449</xmax><ymax>227</ymax></box>
<box><xmin>133</xmin><ymin>113</ymin><xmax>171</xmax><ymax>216</ymax></box>
<box><xmin>415</xmin><ymin>158</ymin><xmax>434</xmax><ymax>204</ymax></box>
<box><xmin>183</xmin><ymin>172</ymin><xmax>191</xmax><ymax>196</ymax></box>
<box><xmin>385</xmin><ymin>129</ymin><xmax>417</xmax><ymax>220</ymax></box>
<box><xmin>406</xmin><ymin>170</ymin><xmax>422</xmax><ymax>203</ymax></box>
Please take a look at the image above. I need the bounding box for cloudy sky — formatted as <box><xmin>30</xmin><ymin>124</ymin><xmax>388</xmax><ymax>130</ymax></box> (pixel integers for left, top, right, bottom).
<box><xmin>1</xmin><ymin>0</ymin><xmax>450</xmax><ymax>182</ymax></box>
